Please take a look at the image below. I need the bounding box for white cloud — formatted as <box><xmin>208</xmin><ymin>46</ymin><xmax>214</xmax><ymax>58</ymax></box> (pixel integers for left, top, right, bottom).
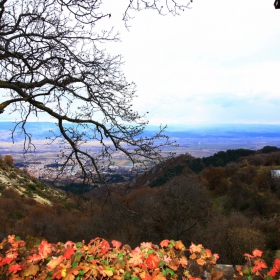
<box><xmin>1</xmin><ymin>0</ymin><xmax>280</xmax><ymax>125</ymax></box>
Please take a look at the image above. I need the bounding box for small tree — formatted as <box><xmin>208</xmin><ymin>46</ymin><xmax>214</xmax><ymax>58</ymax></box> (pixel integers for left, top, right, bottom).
<box><xmin>0</xmin><ymin>0</ymin><xmax>192</xmax><ymax>184</ymax></box>
<box><xmin>4</xmin><ymin>154</ymin><xmax>14</xmax><ymax>166</ymax></box>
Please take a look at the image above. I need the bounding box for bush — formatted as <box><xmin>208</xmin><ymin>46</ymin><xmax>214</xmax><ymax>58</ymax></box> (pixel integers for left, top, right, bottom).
<box><xmin>226</xmin><ymin>227</ymin><xmax>266</xmax><ymax>265</ymax></box>
<box><xmin>4</xmin><ymin>155</ymin><xmax>14</xmax><ymax>166</ymax></box>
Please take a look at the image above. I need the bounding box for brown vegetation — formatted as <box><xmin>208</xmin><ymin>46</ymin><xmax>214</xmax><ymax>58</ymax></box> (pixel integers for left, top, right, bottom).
<box><xmin>1</xmin><ymin>148</ymin><xmax>280</xmax><ymax>266</ymax></box>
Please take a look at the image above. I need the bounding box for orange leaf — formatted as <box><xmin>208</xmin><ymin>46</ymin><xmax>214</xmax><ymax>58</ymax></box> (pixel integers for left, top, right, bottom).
<box><xmin>22</xmin><ymin>264</ymin><xmax>39</xmax><ymax>277</ymax></box>
<box><xmin>139</xmin><ymin>271</ymin><xmax>152</xmax><ymax>280</ymax></box>
<box><xmin>64</xmin><ymin>266</ymin><xmax>80</xmax><ymax>280</ymax></box>
<box><xmin>151</xmin><ymin>269</ymin><xmax>166</xmax><ymax>280</ymax></box>
<box><xmin>204</xmin><ymin>249</ymin><xmax>212</xmax><ymax>258</ymax></box>
<box><xmin>129</xmin><ymin>250</ymin><xmax>144</xmax><ymax>266</ymax></box>
<box><xmin>189</xmin><ymin>243</ymin><xmax>203</xmax><ymax>254</ymax></box>
<box><xmin>196</xmin><ymin>258</ymin><xmax>206</xmax><ymax>266</ymax></box>
<box><xmin>47</xmin><ymin>255</ymin><xmax>65</xmax><ymax>271</ymax></box>
<box><xmin>160</xmin><ymin>240</ymin><xmax>170</xmax><ymax>248</ymax></box>
<box><xmin>180</xmin><ymin>256</ymin><xmax>188</xmax><ymax>268</ymax></box>
<box><xmin>96</xmin><ymin>265</ymin><xmax>114</xmax><ymax>277</ymax></box>
<box><xmin>140</xmin><ymin>242</ymin><xmax>153</xmax><ymax>249</ymax></box>
<box><xmin>175</xmin><ymin>241</ymin><xmax>185</xmax><ymax>251</ymax></box>
<box><xmin>167</xmin><ymin>258</ymin><xmax>180</xmax><ymax>271</ymax></box>
<box><xmin>252</xmin><ymin>249</ymin><xmax>263</xmax><ymax>258</ymax></box>
<box><xmin>189</xmin><ymin>253</ymin><xmax>197</xmax><ymax>260</ymax></box>
<box><xmin>27</xmin><ymin>254</ymin><xmax>42</xmax><ymax>264</ymax></box>
<box><xmin>51</xmin><ymin>265</ymin><xmax>65</xmax><ymax>279</ymax></box>
<box><xmin>39</xmin><ymin>240</ymin><xmax>52</xmax><ymax>258</ymax></box>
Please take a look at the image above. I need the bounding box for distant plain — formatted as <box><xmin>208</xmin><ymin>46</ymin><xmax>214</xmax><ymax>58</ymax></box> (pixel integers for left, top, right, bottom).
<box><xmin>0</xmin><ymin>123</ymin><xmax>280</xmax><ymax>162</ymax></box>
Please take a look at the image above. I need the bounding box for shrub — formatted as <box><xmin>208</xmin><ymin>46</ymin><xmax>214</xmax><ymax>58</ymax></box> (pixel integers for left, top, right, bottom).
<box><xmin>4</xmin><ymin>155</ymin><xmax>14</xmax><ymax>166</ymax></box>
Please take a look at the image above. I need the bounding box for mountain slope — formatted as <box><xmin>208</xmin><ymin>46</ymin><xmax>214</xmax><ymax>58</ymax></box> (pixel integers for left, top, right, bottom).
<box><xmin>0</xmin><ymin>157</ymin><xmax>67</xmax><ymax>205</ymax></box>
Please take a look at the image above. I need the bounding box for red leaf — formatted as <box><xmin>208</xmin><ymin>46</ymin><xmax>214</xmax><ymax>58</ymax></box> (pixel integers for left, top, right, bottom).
<box><xmin>252</xmin><ymin>260</ymin><xmax>267</xmax><ymax>272</ymax></box>
<box><xmin>63</xmin><ymin>246</ymin><xmax>75</xmax><ymax>260</ymax></box>
<box><xmin>268</xmin><ymin>268</ymin><xmax>278</xmax><ymax>277</ymax></box>
<box><xmin>4</xmin><ymin>252</ymin><xmax>18</xmax><ymax>264</ymax></box>
<box><xmin>8</xmin><ymin>264</ymin><xmax>22</xmax><ymax>274</ymax></box>
<box><xmin>145</xmin><ymin>254</ymin><xmax>160</xmax><ymax>270</ymax></box>
<box><xmin>273</xmin><ymin>258</ymin><xmax>280</xmax><ymax>271</ymax></box>
<box><xmin>100</xmin><ymin>239</ymin><xmax>110</xmax><ymax>254</ymax></box>
<box><xmin>112</xmin><ymin>240</ymin><xmax>122</xmax><ymax>249</ymax></box>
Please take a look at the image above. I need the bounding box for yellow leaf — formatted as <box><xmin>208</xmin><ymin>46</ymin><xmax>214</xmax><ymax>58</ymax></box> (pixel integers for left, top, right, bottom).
<box><xmin>190</xmin><ymin>253</ymin><xmax>197</xmax><ymax>260</ymax></box>
<box><xmin>196</xmin><ymin>258</ymin><xmax>206</xmax><ymax>266</ymax></box>
<box><xmin>61</xmin><ymin>268</ymin><xmax>67</xmax><ymax>277</ymax></box>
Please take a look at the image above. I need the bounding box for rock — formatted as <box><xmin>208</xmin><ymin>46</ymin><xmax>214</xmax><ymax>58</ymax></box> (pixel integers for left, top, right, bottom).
<box><xmin>214</xmin><ymin>264</ymin><xmax>236</xmax><ymax>280</ymax></box>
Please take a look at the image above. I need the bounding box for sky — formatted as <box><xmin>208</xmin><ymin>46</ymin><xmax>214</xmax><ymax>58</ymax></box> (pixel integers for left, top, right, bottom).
<box><xmin>102</xmin><ymin>0</ymin><xmax>280</xmax><ymax>125</ymax></box>
<box><xmin>1</xmin><ymin>0</ymin><xmax>280</xmax><ymax>126</ymax></box>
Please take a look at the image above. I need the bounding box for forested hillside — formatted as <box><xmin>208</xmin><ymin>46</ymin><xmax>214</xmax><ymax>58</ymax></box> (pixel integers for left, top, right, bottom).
<box><xmin>1</xmin><ymin>147</ymin><xmax>280</xmax><ymax>267</ymax></box>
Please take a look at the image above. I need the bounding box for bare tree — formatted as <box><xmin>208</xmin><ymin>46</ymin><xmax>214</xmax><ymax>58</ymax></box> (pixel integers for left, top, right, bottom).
<box><xmin>0</xmin><ymin>0</ymin><xmax>193</xmax><ymax>184</ymax></box>
<box><xmin>123</xmin><ymin>0</ymin><xmax>192</xmax><ymax>27</ymax></box>
<box><xmin>148</xmin><ymin>175</ymin><xmax>210</xmax><ymax>242</ymax></box>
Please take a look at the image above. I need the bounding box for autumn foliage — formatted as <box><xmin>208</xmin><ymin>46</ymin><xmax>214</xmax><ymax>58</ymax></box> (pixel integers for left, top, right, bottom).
<box><xmin>0</xmin><ymin>235</ymin><xmax>280</xmax><ymax>280</ymax></box>
<box><xmin>0</xmin><ymin>235</ymin><xmax>218</xmax><ymax>280</ymax></box>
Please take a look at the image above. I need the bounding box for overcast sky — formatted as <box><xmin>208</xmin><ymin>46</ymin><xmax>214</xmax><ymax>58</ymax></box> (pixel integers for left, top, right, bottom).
<box><xmin>1</xmin><ymin>0</ymin><xmax>280</xmax><ymax>126</ymax></box>
<box><xmin>103</xmin><ymin>0</ymin><xmax>280</xmax><ymax>126</ymax></box>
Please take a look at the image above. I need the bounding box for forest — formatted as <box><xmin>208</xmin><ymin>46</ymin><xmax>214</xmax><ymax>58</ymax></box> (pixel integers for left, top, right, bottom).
<box><xmin>1</xmin><ymin>146</ymin><xmax>280</xmax><ymax>269</ymax></box>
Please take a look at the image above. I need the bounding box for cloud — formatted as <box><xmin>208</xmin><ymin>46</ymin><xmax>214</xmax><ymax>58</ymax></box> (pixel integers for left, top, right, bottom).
<box><xmin>1</xmin><ymin>0</ymin><xmax>280</xmax><ymax>126</ymax></box>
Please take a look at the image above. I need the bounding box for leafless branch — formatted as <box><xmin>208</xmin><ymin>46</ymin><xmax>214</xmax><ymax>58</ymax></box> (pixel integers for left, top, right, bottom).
<box><xmin>0</xmin><ymin>0</ymin><xmax>182</xmax><ymax>190</ymax></box>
